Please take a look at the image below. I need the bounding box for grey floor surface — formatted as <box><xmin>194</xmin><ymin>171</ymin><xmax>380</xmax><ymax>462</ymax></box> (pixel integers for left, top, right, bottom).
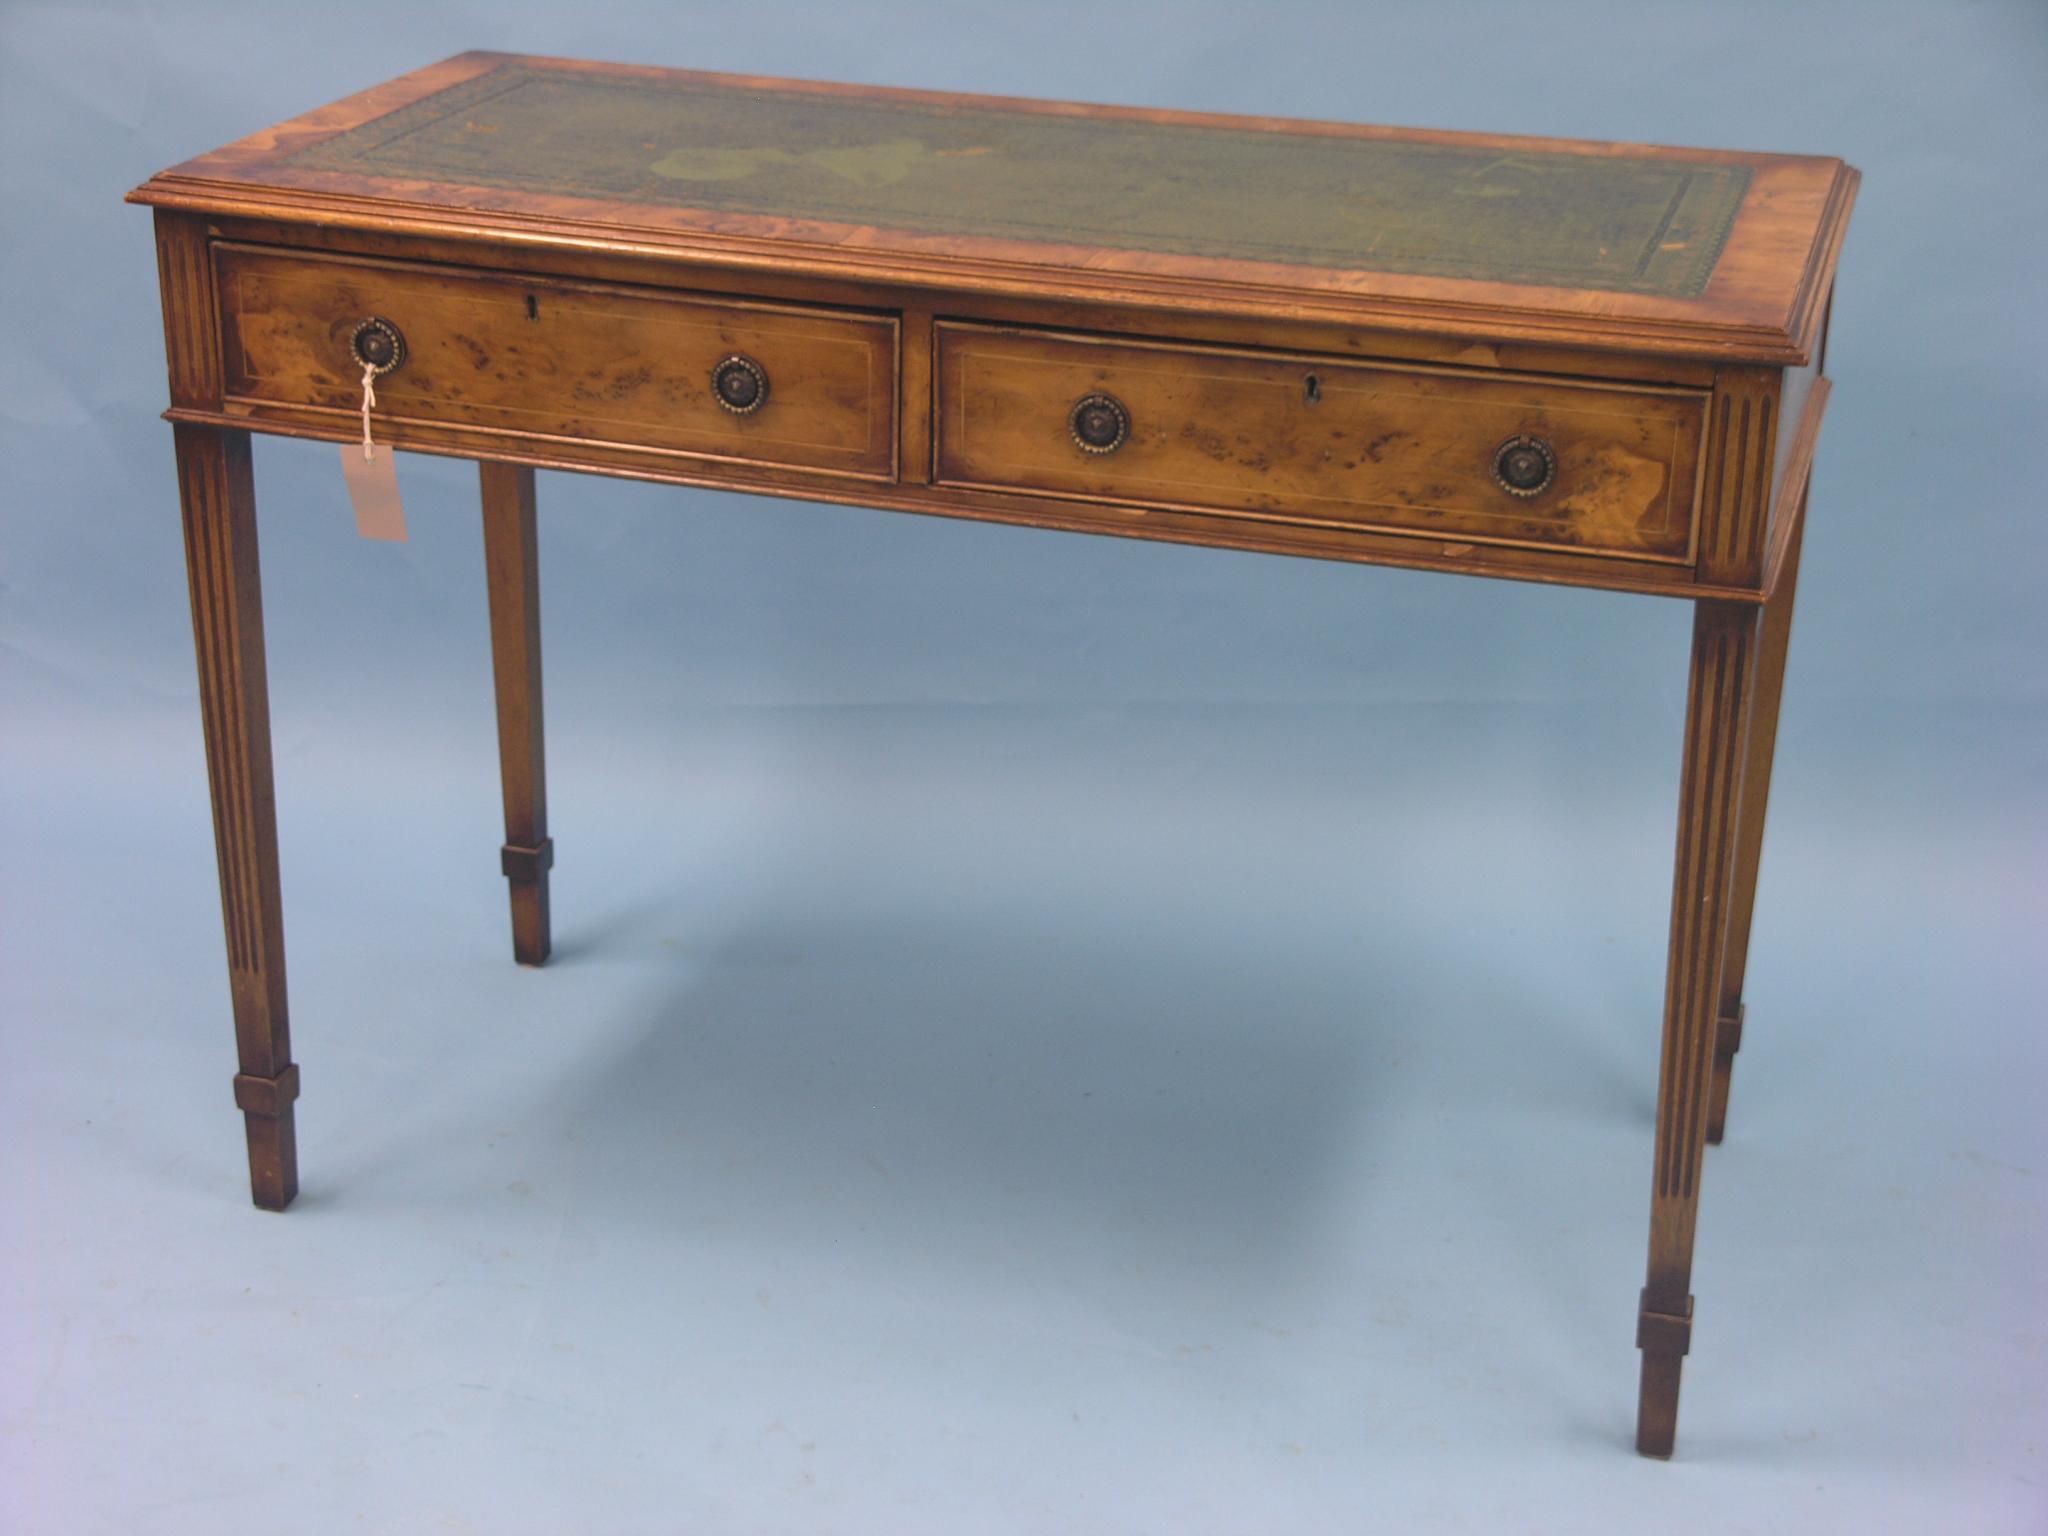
<box><xmin>6</xmin><ymin>672</ymin><xmax>2042</xmax><ymax>1533</ymax></box>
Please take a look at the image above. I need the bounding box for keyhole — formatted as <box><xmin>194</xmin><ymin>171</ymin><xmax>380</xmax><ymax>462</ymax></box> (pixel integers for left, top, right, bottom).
<box><xmin>1304</xmin><ymin>373</ymin><xmax>1321</xmax><ymax>405</ymax></box>
<box><xmin>525</xmin><ymin>293</ymin><xmax>539</xmax><ymax>321</ymax></box>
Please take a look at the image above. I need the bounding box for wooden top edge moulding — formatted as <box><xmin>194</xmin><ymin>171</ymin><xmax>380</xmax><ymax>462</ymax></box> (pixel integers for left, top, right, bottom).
<box><xmin>129</xmin><ymin>50</ymin><xmax>1858</xmax><ymax>363</ymax></box>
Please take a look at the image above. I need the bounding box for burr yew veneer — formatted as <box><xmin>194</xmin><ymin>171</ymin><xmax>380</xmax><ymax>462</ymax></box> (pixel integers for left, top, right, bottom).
<box><xmin>129</xmin><ymin>51</ymin><xmax>1857</xmax><ymax>1458</ymax></box>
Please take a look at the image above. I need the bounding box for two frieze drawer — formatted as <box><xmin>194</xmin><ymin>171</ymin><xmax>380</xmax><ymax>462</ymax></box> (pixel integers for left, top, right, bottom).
<box><xmin>215</xmin><ymin>246</ymin><xmax>1703</xmax><ymax>562</ymax></box>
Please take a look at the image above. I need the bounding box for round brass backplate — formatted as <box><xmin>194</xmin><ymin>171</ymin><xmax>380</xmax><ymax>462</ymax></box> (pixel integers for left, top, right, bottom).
<box><xmin>348</xmin><ymin>317</ymin><xmax>406</xmax><ymax>377</ymax></box>
<box><xmin>712</xmin><ymin>354</ymin><xmax>769</xmax><ymax>415</ymax></box>
<box><xmin>1069</xmin><ymin>392</ymin><xmax>1130</xmax><ymax>454</ymax></box>
<box><xmin>1492</xmin><ymin>434</ymin><xmax>1557</xmax><ymax>497</ymax></box>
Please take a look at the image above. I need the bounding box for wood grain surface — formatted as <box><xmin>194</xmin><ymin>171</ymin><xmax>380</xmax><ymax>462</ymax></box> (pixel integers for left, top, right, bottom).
<box><xmin>216</xmin><ymin>242</ymin><xmax>899</xmax><ymax>480</ymax></box>
<box><xmin>935</xmin><ymin>322</ymin><xmax>1705</xmax><ymax>562</ymax></box>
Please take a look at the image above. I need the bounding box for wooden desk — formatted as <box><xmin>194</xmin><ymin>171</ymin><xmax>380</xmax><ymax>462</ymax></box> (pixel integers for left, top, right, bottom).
<box><xmin>129</xmin><ymin>52</ymin><xmax>1856</xmax><ymax>1458</ymax></box>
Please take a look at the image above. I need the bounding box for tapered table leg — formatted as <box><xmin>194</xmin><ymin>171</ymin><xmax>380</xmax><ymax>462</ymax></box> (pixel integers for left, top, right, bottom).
<box><xmin>481</xmin><ymin>461</ymin><xmax>551</xmax><ymax>965</ymax></box>
<box><xmin>1707</xmin><ymin>499</ymin><xmax>1807</xmax><ymax>1144</ymax></box>
<box><xmin>176</xmin><ymin>423</ymin><xmax>299</xmax><ymax>1210</ymax></box>
<box><xmin>1636</xmin><ymin>598</ymin><xmax>1764</xmax><ymax>1456</ymax></box>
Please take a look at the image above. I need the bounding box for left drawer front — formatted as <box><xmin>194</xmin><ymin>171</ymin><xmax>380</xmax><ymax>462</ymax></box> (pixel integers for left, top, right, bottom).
<box><xmin>215</xmin><ymin>246</ymin><xmax>898</xmax><ymax>481</ymax></box>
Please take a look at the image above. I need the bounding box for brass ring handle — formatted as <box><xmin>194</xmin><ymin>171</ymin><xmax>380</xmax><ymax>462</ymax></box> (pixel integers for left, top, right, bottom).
<box><xmin>712</xmin><ymin>354</ymin><xmax>769</xmax><ymax>415</ymax></box>
<box><xmin>1492</xmin><ymin>434</ymin><xmax>1557</xmax><ymax>497</ymax></box>
<box><xmin>1069</xmin><ymin>391</ymin><xmax>1130</xmax><ymax>455</ymax></box>
<box><xmin>348</xmin><ymin>317</ymin><xmax>406</xmax><ymax>376</ymax></box>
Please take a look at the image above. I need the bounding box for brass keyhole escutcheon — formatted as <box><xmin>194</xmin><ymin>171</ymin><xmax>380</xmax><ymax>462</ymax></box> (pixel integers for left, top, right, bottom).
<box><xmin>348</xmin><ymin>317</ymin><xmax>406</xmax><ymax>377</ymax></box>
<box><xmin>1492</xmin><ymin>434</ymin><xmax>1557</xmax><ymax>497</ymax></box>
<box><xmin>1068</xmin><ymin>391</ymin><xmax>1130</xmax><ymax>454</ymax></box>
<box><xmin>712</xmin><ymin>354</ymin><xmax>769</xmax><ymax>415</ymax></box>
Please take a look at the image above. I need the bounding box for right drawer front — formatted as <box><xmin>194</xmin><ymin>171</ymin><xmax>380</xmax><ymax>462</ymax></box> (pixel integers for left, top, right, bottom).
<box><xmin>934</xmin><ymin>323</ymin><xmax>1706</xmax><ymax>562</ymax></box>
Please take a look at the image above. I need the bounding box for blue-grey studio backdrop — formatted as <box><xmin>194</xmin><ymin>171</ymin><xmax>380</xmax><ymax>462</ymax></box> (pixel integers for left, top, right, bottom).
<box><xmin>3</xmin><ymin>2</ymin><xmax>2043</xmax><ymax>1532</ymax></box>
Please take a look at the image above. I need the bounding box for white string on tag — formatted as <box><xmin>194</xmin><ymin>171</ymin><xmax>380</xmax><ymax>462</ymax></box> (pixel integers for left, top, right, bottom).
<box><xmin>359</xmin><ymin>360</ymin><xmax>379</xmax><ymax>462</ymax></box>
<box><xmin>341</xmin><ymin>358</ymin><xmax>406</xmax><ymax>540</ymax></box>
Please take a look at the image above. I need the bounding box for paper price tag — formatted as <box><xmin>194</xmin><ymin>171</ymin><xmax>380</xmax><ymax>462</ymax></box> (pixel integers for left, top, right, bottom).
<box><xmin>341</xmin><ymin>360</ymin><xmax>408</xmax><ymax>542</ymax></box>
<box><xmin>341</xmin><ymin>444</ymin><xmax>407</xmax><ymax>541</ymax></box>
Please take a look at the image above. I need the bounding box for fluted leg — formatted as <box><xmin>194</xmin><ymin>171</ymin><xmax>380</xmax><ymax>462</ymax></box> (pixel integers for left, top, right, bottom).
<box><xmin>481</xmin><ymin>461</ymin><xmax>551</xmax><ymax>965</ymax></box>
<box><xmin>1636</xmin><ymin>598</ymin><xmax>1763</xmax><ymax>1456</ymax></box>
<box><xmin>1707</xmin><ymin>501</ymin><xmax>1806</xmax><ymax>1144</ymax></box>
<box><xmin>176</xmin><ymin>423</ymin><xmax>299</xmax><ymax>1210</ymax></box>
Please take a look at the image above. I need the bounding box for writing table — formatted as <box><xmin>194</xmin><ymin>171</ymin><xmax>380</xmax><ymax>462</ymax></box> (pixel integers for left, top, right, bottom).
<box><xmin>128</xmin><ymin>52</ymin><xmax>1856</xmax><ymax>1457</ymax></box>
